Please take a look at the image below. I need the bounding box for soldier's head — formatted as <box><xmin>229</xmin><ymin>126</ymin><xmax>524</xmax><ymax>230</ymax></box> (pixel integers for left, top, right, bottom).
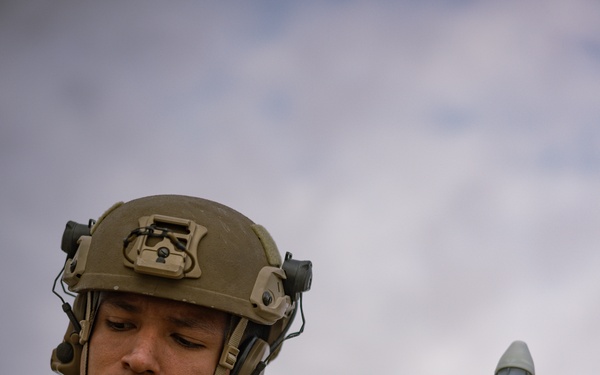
<box><xmin>51</xmin><ymin>195</ymin><xmax>312</xmax><ymax>375</ymax></box>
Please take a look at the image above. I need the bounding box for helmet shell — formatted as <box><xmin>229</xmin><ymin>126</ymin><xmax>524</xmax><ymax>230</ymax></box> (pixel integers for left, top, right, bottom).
<box><xmin>65</xmin><ymin>195</ymin><xmax>289</xmax><ymax>325</ymax></box>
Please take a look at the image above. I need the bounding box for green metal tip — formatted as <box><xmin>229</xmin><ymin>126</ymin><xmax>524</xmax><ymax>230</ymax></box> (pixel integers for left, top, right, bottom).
<box><xmin>495</xmin><ymin>340</ymin><xmax>535</xmax><ymax>375</ymax></box>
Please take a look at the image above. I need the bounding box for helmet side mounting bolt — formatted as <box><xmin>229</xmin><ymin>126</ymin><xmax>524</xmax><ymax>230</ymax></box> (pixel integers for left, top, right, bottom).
<box><xmin>262</xmin><ymin>291</ymin><xmax>273</xmax><ymax>306</ymax></box>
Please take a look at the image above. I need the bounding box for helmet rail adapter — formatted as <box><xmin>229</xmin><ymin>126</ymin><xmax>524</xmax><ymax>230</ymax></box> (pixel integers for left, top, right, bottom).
<box><xmin>50</xmin><ymin>195</ymin><xmax>312</xmax><ymax>375</ymax></box>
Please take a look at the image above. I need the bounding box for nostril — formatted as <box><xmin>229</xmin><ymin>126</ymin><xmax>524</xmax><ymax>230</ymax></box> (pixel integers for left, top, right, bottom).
<box><xmin>121</xmin><ymin>347</ymin><xmax>160</xmax><ymax>374</ymax></box>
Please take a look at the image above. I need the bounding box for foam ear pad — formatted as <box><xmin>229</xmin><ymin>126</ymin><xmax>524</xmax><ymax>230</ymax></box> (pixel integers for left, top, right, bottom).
<box><xmin>231</xmin><ymin>337</ymin><xmax>270</xmax><ymax>375</ymax></box>
<box><xmin>55</xmin><ymin>342</ymin><xmax>74</xmax><ymax>363</ymax></box>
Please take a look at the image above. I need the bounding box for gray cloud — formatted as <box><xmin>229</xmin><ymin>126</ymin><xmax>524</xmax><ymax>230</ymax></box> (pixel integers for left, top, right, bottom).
<box><xmin>1</xmin><ymin>0</ymin><xmax>600</xmax><ymax>374</ymax></box>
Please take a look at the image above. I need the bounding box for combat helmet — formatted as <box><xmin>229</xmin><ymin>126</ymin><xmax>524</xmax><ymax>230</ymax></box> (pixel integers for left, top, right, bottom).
<box><xmin>51</xmin><ymin>195</ymin><xmax>312</xmax><ymax>375</ymax></box>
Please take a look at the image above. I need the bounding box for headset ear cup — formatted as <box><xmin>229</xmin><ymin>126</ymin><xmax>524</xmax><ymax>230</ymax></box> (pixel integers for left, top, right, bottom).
<box><xmin>54</xmin><ymin>342</ymin><xmax>74</xmax><ymax>363</ymax></box>
<box><xmin>51</xmin><ymin>294</ymin><xmax>87</xmax><ymax>375</ymax></box>
<box><xmin>231</xmin><ymin>337</ymin><xmax>270</xmax><ymax>375</ymax></box>
<box><xmin>50</xmin><ymin>323</ymin><xmax>83</xmax><ymax>375</ymax></box>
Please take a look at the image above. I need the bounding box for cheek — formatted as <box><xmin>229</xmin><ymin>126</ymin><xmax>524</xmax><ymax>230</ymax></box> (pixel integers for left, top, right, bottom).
<box><xmin>86</xmin><ymin>326</ymin><xmax>123</xmax><ymax>374</ymax></box>
<box><xmin>167</xmin><ymin>349</ymin><xmax>223</xmax><ymax>375</ymax></box>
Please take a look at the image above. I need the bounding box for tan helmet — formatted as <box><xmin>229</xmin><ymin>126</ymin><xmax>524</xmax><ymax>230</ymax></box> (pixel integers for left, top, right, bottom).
<box><xmin>51</xmin><ymin>195</ymin><xmax>312</xmax><ymax>375</ymax></box>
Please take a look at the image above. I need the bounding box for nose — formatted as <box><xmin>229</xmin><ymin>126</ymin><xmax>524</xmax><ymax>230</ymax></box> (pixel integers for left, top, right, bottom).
<box><xmin>120</xmin><ymin>330</ymin><xmax>161</xmax><ymax>373</ymax></box>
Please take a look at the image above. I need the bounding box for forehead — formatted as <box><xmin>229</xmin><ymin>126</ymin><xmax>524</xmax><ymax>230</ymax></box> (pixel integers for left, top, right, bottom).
<box><xmin>99</xmin><ymin>292</ymin><xmax>230</xmax><ymax>330</ymax></box>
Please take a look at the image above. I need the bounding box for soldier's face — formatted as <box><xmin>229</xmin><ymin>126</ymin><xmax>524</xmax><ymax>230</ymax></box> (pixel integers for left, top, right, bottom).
<box><xmin>87</xmin><ymin>292</ymin><xmax>230</xmax><ymax>375</ymax></box>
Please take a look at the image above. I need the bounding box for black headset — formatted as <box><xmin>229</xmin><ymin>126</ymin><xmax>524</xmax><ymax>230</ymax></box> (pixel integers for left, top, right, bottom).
<box><xmin>51</xmin><ymin>221</ymin><xmax>93</xmax><ymax>375</ymax></box>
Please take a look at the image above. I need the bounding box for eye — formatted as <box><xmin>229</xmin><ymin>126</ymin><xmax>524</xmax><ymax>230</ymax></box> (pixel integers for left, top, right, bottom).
<box><xmin>172</xmin><ymin>334</ymin><xmax>205</xmax><ymax>349</ymax></box>
<box><xmin>105</xmin><ymin>319</ymin><xmax>135</xmax><ymax>331</ymax></box>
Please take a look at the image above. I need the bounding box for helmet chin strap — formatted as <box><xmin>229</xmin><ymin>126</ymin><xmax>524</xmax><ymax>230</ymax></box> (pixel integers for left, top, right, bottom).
<box><xmin>80</xmin><ymin>291</ymin><xmax>102</xmax><ymax>375</ymax></box>
<box><xmin>215</xmin><ymin>317</ymin><xmax>249</xmax><ymax>375</ymax></box>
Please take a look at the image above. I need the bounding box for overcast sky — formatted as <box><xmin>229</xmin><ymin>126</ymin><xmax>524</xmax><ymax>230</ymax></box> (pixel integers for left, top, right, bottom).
<box><xmin>2</xmin><ymin>1</ymin><xmax>600</xmax><ymax>374</ymax></box>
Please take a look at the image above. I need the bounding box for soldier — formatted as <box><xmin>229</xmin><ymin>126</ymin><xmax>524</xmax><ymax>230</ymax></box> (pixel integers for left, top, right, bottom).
<box><xmin>51</xmin><ymin>195</ymin><xmax>312</xmax><ymax>375</ymax></box>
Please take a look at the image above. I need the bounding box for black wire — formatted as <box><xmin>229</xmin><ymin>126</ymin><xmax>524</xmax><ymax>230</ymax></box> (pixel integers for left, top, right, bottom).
<box><xmin>52</xmin><ymin>266</ymin><xmax>68</xmax><ymax>303</ymax></box>
<box><xmin>52</xmin><ymin>262</ymin><xmax>82</xmax><ymax>333</ymax></box>
<box><xmin>265</xmin><ymin>294</ymin><xmax>306</xmax><ymax>365</ymax></box>
<box><xmin>53</xmin><ymin>261</ymin><xmax>76</xmax><ymax>299</ymax></box>
<box><xmin>61</xmin><ymin>277</ymin><xmax>76</xmax><ymax>298</ymax></box>
<box><xmin>282</xmin><ymin>295</ymin><xmax>305</xmax><ymax>340</ymax></box>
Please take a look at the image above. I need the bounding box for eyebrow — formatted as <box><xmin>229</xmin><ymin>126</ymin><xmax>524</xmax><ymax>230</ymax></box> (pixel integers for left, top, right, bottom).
<box><xmin>166</xmin><ymin>315</ymin><xmax>221</xmax><ymax>334</ymax></box>
<box><xmin>103</xmin><ymin>298</ymin><xmax>140</xmax><ymax>313</ymax></box>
